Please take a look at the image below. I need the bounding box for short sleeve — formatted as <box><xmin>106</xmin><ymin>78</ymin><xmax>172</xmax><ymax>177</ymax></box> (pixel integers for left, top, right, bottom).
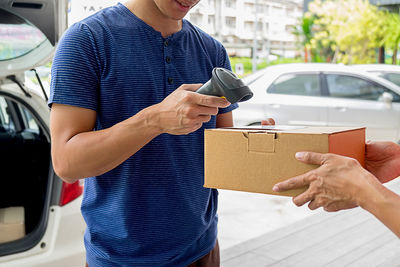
<box><xmin>217</xmin><ymin>46</ymin><xmax>239</xmax><ymax>114</ymax></box>
<box><xmin>49</xmin><ymin>23</ymin><xmax>100</xmax><ymax>111</ymax></box>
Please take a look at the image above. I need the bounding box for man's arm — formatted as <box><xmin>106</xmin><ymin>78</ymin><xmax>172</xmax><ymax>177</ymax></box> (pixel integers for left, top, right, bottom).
<box><xmin>50</xmin><ymin>103</ymin><xmax>160</xmax><ymax>182</ymax></box>
<box><xmin>51</xmin><ymin>84</ymin><xmax>230</xmax><ymax>183</ymax></box>
<box><xmin>273</xmin><ymin>152</ymin><xmax>400</xmax><ymax>238</ymax></box>
<box><xmin>359</xmin><ymin>178</ymin><xmax>400</xmax><ymax>238</ymax></box>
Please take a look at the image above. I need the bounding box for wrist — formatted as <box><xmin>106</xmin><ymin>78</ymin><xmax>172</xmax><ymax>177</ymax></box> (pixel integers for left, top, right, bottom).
<box><xmin>357</xmin><ymin>172</ymin><xmax>384</xmax><ymax>212</ymax></box>
<box><xmin>139</xmin><ymin>104</ymin><xmax>164</xmax><ymax>136</ymax></box>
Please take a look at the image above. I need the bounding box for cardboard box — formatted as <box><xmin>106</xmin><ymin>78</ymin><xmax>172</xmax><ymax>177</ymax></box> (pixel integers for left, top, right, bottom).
<box><xmin>204</xmin><ymin>126</ymin><xmax>365</xmax><ymax>197</ymax></box>
<box><xmin>0</xmin><ymin>207</ymin><xmax>25</xmax><ymax>243</ymax></box>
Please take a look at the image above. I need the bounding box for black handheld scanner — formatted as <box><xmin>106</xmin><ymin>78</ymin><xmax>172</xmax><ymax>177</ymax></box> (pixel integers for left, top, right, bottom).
<box><xmin>196</xmin><ymin>68</ymin><xmax>253</xmax><ymax>104</ymax></box>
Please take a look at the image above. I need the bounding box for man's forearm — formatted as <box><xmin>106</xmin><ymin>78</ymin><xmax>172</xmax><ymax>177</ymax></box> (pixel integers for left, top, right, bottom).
<box><xmin>358</xmin><ymin>177</ymin><xmax>400</xmax><ymax>238</ymax></box>
<box><xmin>52</xmin><ymin>107</ymin><xmax>161</xmax><ymax>182</ymax></box>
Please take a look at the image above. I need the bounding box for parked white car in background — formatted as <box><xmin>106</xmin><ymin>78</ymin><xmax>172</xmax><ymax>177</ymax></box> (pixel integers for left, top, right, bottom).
<box><xmin>234</xmin><ymin>63</ymin><xmax>400</xmax><ymax>142</ymax></box>
<box><xmin>351</xmin><ymin>64</ymin><xmax>400</xmax><ymax>87</ymax></box>
<box><xmin>0</xmin><ymin>1</ymin><xmax>86</xmax><ymax>266</ymax></box>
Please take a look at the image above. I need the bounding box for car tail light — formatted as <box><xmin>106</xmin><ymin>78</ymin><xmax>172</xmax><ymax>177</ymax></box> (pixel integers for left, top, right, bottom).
<box><xmin>59</xmin><ymin>180</ymin><xmax>84</xmax><ymax>206</ymax></box>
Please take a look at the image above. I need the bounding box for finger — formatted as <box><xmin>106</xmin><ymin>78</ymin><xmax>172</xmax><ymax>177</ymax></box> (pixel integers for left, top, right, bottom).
<box><xmin>325</xmin><ymin>201</ymin><xmax>357</xmax><ymax>212</ymax></box>
<box><xmin>295</xmin><ymin>151</ymin><xmax>328</xmax><ymax>165</ymax></box>
<box><xmin>273</xmin><ymin>172</ymin><xmax>312</xmax><ymax>192</ymax></box>
<box><xmin>324</xmin><ymin>206</ymin><xmax>337</xmax><ymax>212</ymax></box>
<box><xmin>195</xmin><ymin>106</ymin><xmax>219</xmax><ymax>116</ymax></box>
<box><xmin>190</xmin><ymin>92</ymin><xmax>230</xmax><ymax>108</ymax></box>
<box><xmin>324</xmin><ymin>203</ymin><xmax>340</xmax><ymax>212</ymax></box>
<box><xmin>181</xmin><ymin>115</ymin><xmax>211</xmax><ymax>126</ymax></box>
<box><xmin>201</xmin><ymin>96</ymin><xmax>230</xmax><ymax>108</ymax></box>
<box><xmin>183</xmin><ymin>105</ymin><xmax>218</xmax><ymax>119</ymax></box>
<box><xmin>261</xmin><ymin>118</ymin><xmax>275</xmax><ymax>126</ymax></box>
<box><xmin>308</xmin><ymin>199</ymin><xmax>321</xmax><ymax>210</ymax></box>
<box><xmin>196</xmin><ymin>115</ymin><xmax>212</xmax><ymax>123</ymax></box>
<box><xmin>292</xmin><ymin>190</ymin><xmax>314</xmax><ymax>206</ymax></box>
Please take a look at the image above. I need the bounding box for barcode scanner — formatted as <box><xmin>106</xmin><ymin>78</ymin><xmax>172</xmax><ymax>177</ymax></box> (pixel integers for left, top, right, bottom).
<box><xmin>196</xmin><ymin>68</ymin><xmax>253</xmax><ymax>104</ymax></box>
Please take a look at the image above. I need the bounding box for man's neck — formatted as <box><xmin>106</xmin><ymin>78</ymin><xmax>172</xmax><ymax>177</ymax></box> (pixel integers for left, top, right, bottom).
<box><xmin>124</xmin><ymin>0</ymin><xmax>182</xmax><ymax>38</ymax></box>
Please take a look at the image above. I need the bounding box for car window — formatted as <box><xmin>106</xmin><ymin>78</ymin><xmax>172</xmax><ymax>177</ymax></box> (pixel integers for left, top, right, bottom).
<box><xmin>268</xmin><ymin>74</ymin><xmax>321</xmax><ymax>96</ymax></box>
<box><xmin>0</xmin><ymin>96</ymin><xmax>15</xmax><ymax>132</ymax></box>
<box><xmin>380</xmin><ymin>73</ymin><xmax>400</xmax><ymax>87</ymax></box>
<box><xmin>326</xmin><ymin>74</ymin><xmax>400</xmax><ymax>102</ymax></box>
<box><xmin>0</xmin><ymin>9</ymin><xmax>46</xmax><ymax>61</ymax></box>
<box><xmin>19</xmin><ymin>105</ymin><xmax>40</xmax><ymax>134</ymax></box>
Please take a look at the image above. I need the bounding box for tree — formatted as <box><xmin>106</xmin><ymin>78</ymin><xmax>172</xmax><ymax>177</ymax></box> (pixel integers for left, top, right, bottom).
<box><xmin>382</xmin><ymin>11</ymin><xmax>400</xmax><ymax>64</ymax></box>
<box><xmin>308</xmin><ymin>0</ymin><xmax>385</xmax><ymax>64</ymax></box>
<box><xmin>292</xmin><ymin>13</ymin><xmax>315</xmax><ymax>62</ymax></box>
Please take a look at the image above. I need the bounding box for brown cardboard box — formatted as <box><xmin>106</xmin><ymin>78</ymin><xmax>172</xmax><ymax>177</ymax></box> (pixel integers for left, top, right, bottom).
<box><xmin>0</xmin><ymin>207</ymin><xmax>25</xmax><ymax>243</ymax></box>
<box><xmin>204</xmin><ymin>126</ymin><xmax>365</xmax><ymax>197</ymax></box>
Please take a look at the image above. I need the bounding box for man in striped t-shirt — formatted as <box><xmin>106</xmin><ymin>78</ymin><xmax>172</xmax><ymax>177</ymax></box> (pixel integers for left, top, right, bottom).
<box><xmin>49</xmin><ymin>0</ymin><xmax>238</xmax><ymax>266</ymax></box>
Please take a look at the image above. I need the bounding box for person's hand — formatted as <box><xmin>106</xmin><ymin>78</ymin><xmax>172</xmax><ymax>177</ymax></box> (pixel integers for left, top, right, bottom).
<box><xmin>365</xmin><ymin>141</ymin><xmax>400</xmax><ymax>183</ymax></box>
<box><xmin>272</xmin><ymin>152</ymin><xmax>376</xmax><ymax>212</ymax></box>
<box><xmin>261</xmin><ymin>118</ymin><xmax>275</xmax><ymax>125</ymax></box>
<box><xmin>153</xmin><ymin>84</ymin><xmax>230</xmax><ymax>135</ymax></box>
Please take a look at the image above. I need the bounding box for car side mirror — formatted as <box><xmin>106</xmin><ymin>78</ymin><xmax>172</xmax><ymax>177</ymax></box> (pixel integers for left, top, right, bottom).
<box><xmin>380</xmin><ymin>92</ymin><xmax>393</xmax><ymax>104</ymax></box>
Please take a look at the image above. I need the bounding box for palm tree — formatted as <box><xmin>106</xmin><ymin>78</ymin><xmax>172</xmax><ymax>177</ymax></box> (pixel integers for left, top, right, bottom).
<box><xmin>292</xmin><ymin>15</ymin><xmax>315</xmax><ymax>62</ymax></box>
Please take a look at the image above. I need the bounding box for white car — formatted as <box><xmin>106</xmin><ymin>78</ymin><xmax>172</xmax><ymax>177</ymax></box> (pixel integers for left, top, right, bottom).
<box><xmin>0</xmin><ymin>1</ymin><xmax>86</xmax><ymax>266</ymax></box>
<box><xmin>352</xmin><ymin>64</ymin><xmax>400</xmax><ymax>87</ymax></box>
<box><xmin>233</xmin><ymin>63</ymin><xmax>400</xmax><ymax>142</ymax></box>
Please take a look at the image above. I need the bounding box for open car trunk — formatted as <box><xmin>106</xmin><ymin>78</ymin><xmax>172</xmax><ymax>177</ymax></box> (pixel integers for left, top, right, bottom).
<box><xmin>0</xmin><ymin>0</ymin><xmax>68</xmax><ymax>256</ymax></box>
<box><xmin>0</xmin><ymin>92</ymin><xmax>53</xmax><ymax>256</ymax></box>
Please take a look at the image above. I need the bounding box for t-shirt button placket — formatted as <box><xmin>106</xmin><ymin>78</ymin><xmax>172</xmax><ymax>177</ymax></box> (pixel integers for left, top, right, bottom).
<box><xmin>165</xmin><ymin>39</ymin><xmax>173</xmax><ymax>85</ymax></box>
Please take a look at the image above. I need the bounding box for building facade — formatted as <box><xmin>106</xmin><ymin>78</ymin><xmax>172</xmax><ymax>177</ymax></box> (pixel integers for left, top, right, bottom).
<box><xmin>189</xmin><ymin>0</ymin><xmax>303</xmax><ymax>58</ymax></box>
<box><xmin>67</xmin><ymin>0</ymin><xmax>303</xmax><ymax>58</ymax></box>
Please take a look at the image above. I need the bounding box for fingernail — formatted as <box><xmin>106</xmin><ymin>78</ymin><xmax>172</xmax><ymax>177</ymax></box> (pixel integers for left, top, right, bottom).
<box><xmin>295</xmin><ymin>152</ymin><xmax>305</xmax><ymax>159</ymax></box>
<box><xmin>272</xmin><ymin>185</ymin><xmax>279</xmax><ymax>192</ymax></box>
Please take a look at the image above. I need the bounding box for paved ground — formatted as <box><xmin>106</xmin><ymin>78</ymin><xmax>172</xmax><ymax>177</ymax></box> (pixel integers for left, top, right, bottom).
<box><xmin>218</xmin><ymin>189</ymin><xmax>319</xmax><ymax>250</ymax></box>
<box><xmin>218</xmin><ymin>180</ymin><xmax>400</xmax><ymax>266</ymax></box>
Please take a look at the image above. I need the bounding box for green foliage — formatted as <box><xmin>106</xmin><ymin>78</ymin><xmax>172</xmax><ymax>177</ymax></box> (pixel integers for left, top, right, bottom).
<box><xmin>295</xmin><ymin>0</ymin><xmax>400</xmax><ymax>64</ymax></box>
<box><xmin>230</xmin><ymin>57</ymin><xmax>303</xmax><ymax>78</ymax></box>
<box><xmin>292</xmin><ymin>13</ymin><xmax>320</xmax><ymax>62</ymax></box>
<box><xmin>309</xmin><ymin>0</ymin><xmax>385</xmax><ymax>64</ymax></box>
<box><xmin>381</xmin><ymin>11</ymin><xmax>400</xmax><ymax>64</ymax></box>
<box><xmin>292</xmin><ymin>14</ymin><xmax>315</xmax><ymax>47</ymax></box>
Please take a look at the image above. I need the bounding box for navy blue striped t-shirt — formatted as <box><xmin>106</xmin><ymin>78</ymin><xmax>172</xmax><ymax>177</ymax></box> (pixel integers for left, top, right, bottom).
<box><xmin>49</xmin><ymin>3</ymin><xmax>238</xmax><ymax>267</ymax></box>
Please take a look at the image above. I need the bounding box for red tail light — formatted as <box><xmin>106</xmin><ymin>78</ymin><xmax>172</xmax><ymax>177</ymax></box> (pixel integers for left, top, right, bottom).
<box><xmin>59</xmin><ymin>180</ymin><xmax>84</xmax><ymax>206</ymax></box>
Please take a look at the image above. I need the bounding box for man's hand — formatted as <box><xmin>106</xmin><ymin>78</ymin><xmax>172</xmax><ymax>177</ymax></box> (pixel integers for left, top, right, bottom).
<box><xmin>153</xmin><ymin>84</ymin><xmax>230</xmax><ymax>135</ymax></box>
<box><xmin>261</xmin><ymin>118</ymin><xmax>275</xmax><ymax>125</ymax></box>
<box><xmin>365</xmin><ymin>141</ymin><xmax>400</xmax><ymax>183</ymax></box>
<box><xmin>272</xmin><ymin>152</ymin><xmax>377</xmax><ymax>212</ymax></box>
